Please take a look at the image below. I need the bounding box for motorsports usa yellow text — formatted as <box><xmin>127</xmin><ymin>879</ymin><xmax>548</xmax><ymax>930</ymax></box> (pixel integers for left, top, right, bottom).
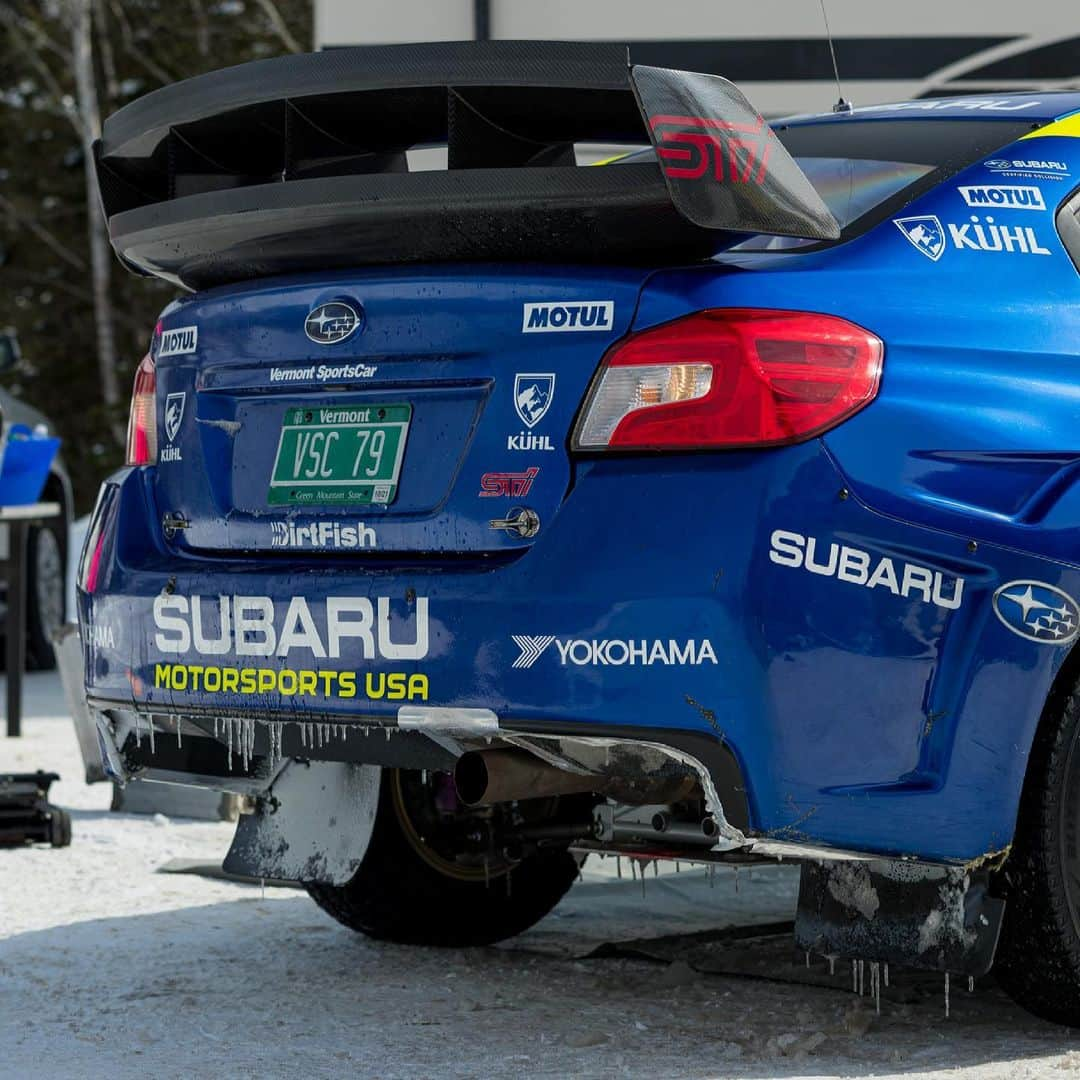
<box><xmin>153</xmin><ymin>663</ymin><xmax>429</xmax><ymax>701</ymax></box>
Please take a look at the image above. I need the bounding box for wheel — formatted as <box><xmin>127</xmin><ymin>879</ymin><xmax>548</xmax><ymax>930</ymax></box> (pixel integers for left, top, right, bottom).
<box><xmin>306</xmin><ymin>768</ymin><xmax>580</xmax><ymax>946</ymax></box>
<box><xmin>26</xmin><ymin>519</ymin><xmax>65</xmax><ymax>670</ymax></box>
<box><xmin>48</xmin><ymin>807</ymin><xmax>71</xmax><ymax>848</ymax></box>
<box><xmin>996</xmin><ymin>676</ymin><xmax>1080</xmax><ymax>1025</ymax></box>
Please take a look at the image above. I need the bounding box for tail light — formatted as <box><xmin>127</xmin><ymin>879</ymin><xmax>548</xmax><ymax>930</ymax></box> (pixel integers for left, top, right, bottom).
<box><xmin>125</xmin><ymin>353</ymin><xmax>157</xmax><ymax>465</ymax></box>
<box><xmin>574</xmin><ymin>309</ymin><xmax>883</xmax><ymax>450</ymax></box>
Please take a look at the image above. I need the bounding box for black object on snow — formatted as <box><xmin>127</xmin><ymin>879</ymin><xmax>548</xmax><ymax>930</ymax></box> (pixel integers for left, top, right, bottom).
<box><xmin>0</xmin><ymin>771</ymin><xmax>72</xmax><ymax>848</ymax></box>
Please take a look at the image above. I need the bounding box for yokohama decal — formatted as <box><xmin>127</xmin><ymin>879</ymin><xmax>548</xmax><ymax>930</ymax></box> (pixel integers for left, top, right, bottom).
<box><xmin>649</xmin><ymin>113</ymin><xmax>772</xmax><ymax>185</ymax></box>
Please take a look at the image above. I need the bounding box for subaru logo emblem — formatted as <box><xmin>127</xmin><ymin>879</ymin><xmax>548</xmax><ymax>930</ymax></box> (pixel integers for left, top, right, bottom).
<box><xmin>304</xmin><ymin>301</ymin><xmax>362</xmax><ymax>345</ymax></box>
<box><xmin>993</xmin><ymin>580</ymin><xmax>1080</xmax><ymax>646</ymax></box>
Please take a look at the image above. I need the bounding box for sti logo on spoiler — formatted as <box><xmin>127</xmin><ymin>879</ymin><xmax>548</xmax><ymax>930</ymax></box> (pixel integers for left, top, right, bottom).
<box><xmin>522</xmin><ymin>302</ymin><xmax>614</xmax><ymax>333</ymax></box>
<box><xmin>649</xmin><ymin>113</ymin><xmax>771</xmax><ymax>185</ymax></box>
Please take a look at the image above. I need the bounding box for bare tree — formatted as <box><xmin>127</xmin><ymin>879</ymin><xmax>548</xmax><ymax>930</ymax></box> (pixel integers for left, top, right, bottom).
<box><xmin>66</xmin><ymin>0</ymin><xmax>122</xmax><ymax>436</ymax></box>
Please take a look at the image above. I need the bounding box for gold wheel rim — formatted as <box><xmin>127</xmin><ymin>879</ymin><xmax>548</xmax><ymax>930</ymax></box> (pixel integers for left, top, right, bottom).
<box><xmin>390</xmin><ymin>769</ymin><xmax>512</xmax><ymax>883</ymax></box>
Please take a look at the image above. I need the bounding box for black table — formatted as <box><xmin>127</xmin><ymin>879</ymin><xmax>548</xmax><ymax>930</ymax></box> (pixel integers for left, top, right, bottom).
<box><xmin>1</xmin><ymin>502</ymin><xmax>61</xmax><ymax>737</ymax></box>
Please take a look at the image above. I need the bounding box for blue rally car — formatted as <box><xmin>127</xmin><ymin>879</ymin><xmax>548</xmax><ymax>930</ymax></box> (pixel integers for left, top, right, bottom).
<box><xmin>79</xmin><ymin>41</ymin><xmax>1080</xmax><ymax>1023</ymax></box>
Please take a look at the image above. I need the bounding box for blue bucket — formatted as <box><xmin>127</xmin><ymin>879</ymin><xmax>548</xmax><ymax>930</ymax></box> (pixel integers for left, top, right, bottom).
<box><xmin>0</xmin><ymin>424</ymin><xmax>60</xmax><ymax>506</ymax></box>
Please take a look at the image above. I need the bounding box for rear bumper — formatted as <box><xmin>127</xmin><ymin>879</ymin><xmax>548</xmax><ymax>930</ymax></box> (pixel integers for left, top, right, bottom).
<box><xmin>80</xmin><ymin>445</ymin><xmax>1070</xmax><ymax>862</ymax></box>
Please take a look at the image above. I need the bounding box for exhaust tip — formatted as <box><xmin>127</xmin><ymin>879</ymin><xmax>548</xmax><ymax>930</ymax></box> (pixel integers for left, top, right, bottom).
<box><xmin>453</xmin><ymin>751</ymin><xmax>490</xmax><ymax>807</ymax></box>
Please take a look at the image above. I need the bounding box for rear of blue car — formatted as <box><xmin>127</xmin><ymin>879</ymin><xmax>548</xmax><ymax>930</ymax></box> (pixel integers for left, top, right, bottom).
<box><xmin>78</xmin><ymin>41</ymin><xmax>1080</xmax><ymax>1024</ymax></box>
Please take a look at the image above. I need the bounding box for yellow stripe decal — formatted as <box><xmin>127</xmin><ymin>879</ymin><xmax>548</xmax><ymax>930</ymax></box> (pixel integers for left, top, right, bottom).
<box><xmin>1021</xmin><ymin>111</ymin><xmax>1080</xmax><ymax>140</ymax></box>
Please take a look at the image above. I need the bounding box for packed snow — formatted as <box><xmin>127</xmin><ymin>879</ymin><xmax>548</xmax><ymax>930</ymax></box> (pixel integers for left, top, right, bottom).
<box><xmin>2</xmin><ymin>672</ymin><xmax>1079</xmax><ymax>1078</ymax></box>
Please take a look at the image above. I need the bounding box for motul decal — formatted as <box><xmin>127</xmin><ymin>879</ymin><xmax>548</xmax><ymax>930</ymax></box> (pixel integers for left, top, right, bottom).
<box><xmin>648</xmin><ymin>113</ymin><xmax>772</xmax><ymax>185</ymax></box>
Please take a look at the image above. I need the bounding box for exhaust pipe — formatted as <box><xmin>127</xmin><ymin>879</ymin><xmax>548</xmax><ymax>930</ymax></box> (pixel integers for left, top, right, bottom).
<box><xmin>454</xmin><ymin>750</ymin><xmax>603</xmax><ymax>806</ymax></box>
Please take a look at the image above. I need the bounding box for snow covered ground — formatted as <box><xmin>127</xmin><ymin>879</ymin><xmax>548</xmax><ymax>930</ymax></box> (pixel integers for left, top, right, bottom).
<box><xmin>2</xmin><ymin>673</ymin><xmax>1079</xmax><ymax>1079</ymax></box>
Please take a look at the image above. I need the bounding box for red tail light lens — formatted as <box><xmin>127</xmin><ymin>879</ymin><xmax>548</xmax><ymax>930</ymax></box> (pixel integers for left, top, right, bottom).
<box><xmin>125</xmin><ymin>353</ymin><xmax>157</xmax><ymax>465</ymax></box>
<box><xmin>574</xmin><ymin>309</ymin><xmax>883</xmax><ymax>450</ymax></box>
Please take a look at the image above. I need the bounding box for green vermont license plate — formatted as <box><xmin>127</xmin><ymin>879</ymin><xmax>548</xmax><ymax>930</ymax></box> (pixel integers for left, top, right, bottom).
<box><xmin>268</xmin><ymin>403</ymin><xmax>411</xmax><ymax>506</ymax></box>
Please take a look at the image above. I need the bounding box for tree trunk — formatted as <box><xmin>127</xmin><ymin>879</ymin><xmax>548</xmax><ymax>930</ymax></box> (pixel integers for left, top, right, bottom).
<box><xmin>68</xmin><ymin>0</ymin><xmax>122</xmax><ymax>441</ymax></box>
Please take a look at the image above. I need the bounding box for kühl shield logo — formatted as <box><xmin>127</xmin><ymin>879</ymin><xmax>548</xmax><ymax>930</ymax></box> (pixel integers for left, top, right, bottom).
<box><xmin>164</xmin><ymin>392</ymin><xmax>186</xmax><ymax>443</ymax></box>
<box><xmin>894</xmin><ymin>215</ymin><xmax>946</xmax><ymax>261</ymax></box>
<box><xmin>514</xmin><ymin>373</ymin><xmax>555</xmax><ymax>429</ymax></box>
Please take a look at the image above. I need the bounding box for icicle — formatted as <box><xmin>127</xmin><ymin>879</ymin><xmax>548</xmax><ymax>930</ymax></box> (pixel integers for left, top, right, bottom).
<box><xmin>384</xmin><ymin>726</ymin><xmax>391</xmax><ymax>742</ymax></box>
<box><xmin>653</xmin><ymin>861</ymin><xmax>658</xmax><ymax>878</ymax></box>
<box><xmin>944</xmin><ymin>972</ymin><xmax>950</xmax><ymax>1019</ymax></box>
<box><xmin>852</xmin><ymin>960</ymin><xmax>857</xmax><ymax>994</ymax></box>
<box><xmin>709</xmin><ymin>864</ymin><xmax>715</xmax><ymax>889</ymax></box>
<box><xmin>829</xmin><ymin>955</ymin><xmax>835</xmax><ymax>977</ymax></box>
<box><xmin>675</xmin><ymin>862</ymin><xmax>681</xmax><ymax>874</ymax></box>
<box><xmin>872</xmin><ymin>962</ymin><xmax>880</xmax><ymax>1015</ymax></box>
<box><xmin>859</xmin><ymin>959</ymin><xmax>864</xmax><ymax>997</ymax></box>
<box><xmin>616</xmin><ymin>857</ymin><xmax>623</xmax><ymax>880</ymax></box>
<box><xmin>226</xmin><ymin>716</ymin><xmax>234</xmax><ymax>769</ymax></box>
<box><xmin>640</xmin><ymin>861</ymin><xmax>646</xmax><ymax>899</ymax></box>
<box><xmin>805</xmin><ymin>951</ymin><xmax>811</xmax><ymax>969</ymax></box>
<box><xmin>148</xmin><ymin>716</ymin><xmax>155</xmax><ymax>754</ymax></box>
<box><xmin>734</xmin><ymin>866</ymin><xmax>739</xmax><ymax>894</ymax></box>
<box><xmin>364</xmin><ymin>725</ymin><xmax>370</xmax><ymax>737</ymax></box>
<box><xmin>342</xmin><ymin>724</ymin><xmax>347</xmax><ymax>742</ymax></box>
<box><xmin>134</xmin><ymin>712</ymin><xmax>142</xmax><ymax>749</ymax></box>
<box><xmin>176</xmin><ymin>716</ymin><xmax>183</xmax><ymax>748</ymax></box>
<box><xmin>884</xmin><ymin>963</ymin><xmax>889</xmax><ymax>988</ymax></box>
<box><xmin>968</xmin><ymin>975</ymin><xmax>974</xmax><ymax>993</ymax></box>
<box><xmin>299</xmin><ymin>722</ymin><xmax>306</xmax><ymax>748</ymax></box>
<box><xmin>260</xmin><ymin>877</ymin><xmax>266</xmax><ymax>901</ymax></box>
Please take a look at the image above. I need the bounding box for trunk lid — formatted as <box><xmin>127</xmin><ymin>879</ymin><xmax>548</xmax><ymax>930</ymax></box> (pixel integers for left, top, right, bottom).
<box><xmin>152</xmin><ymin>267</ymin><xmax>650</xmax><ymax>555</ymax></box>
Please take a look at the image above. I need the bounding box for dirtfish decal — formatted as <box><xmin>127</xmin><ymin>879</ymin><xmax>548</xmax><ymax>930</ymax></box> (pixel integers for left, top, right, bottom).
<box><xmin>270</xmin><ymin>521</ymin><xmax>377</xmax><ymax>550</ymax></box>
<box><xmin>769</xmin><ymin>530</ymin><xmax>964</xmax><ymax>610</ymax></box>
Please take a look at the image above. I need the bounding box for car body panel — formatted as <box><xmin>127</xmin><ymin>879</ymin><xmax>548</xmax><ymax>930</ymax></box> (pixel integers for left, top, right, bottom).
<box><xmin>81</xmin><ymin>94</ymin><xmax>1080</xmax><ymax>866</ymax></box>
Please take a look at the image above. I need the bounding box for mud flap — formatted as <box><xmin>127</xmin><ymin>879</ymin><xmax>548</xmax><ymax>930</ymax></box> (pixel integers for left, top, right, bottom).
<box><xmin>794</xmin><ymin>859</ymin><xmax>1005</xmax><ymax>977</ymax></box>
<box><xmin>223</xmin><ymin>761</ymin><xmax>380</xmax><ymax>885</ymax></box>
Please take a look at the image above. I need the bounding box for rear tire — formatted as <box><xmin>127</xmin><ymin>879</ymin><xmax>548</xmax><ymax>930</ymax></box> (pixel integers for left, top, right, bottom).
<box><xmin>996</xmin><ymin>677</ymin><xmax>1080</xmax><ymax>1026</ymax></box>
<box><xmin>26</xmin><ymin>520</ymin><xmax>64</xmax><ymax>670</ymax></box>
<box><xmin>48</xmin><ymin>807</ymin><xmax>71</xmax><ymax>848</ymax></box>
<box><xmin>306</xmin><ymin>769</ymin><xmax>579</xmax><ymax>946</ymax></box>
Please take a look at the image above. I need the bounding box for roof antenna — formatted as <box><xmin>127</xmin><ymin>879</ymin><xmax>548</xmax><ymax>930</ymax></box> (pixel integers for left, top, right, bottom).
<box><xmin>819</xmin><ymin>0</ymin><xmax>853</xmax><ymax>113</ymax></box>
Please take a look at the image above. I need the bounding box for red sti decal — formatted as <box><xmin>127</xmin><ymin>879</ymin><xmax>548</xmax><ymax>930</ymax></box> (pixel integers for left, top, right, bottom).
<box><xmin>479</xmin><ymin>467</ymin><xmax>539</xmax><ymax>497</ymax></box>
<box><xmin>649</xmin><ymin>113</ymin><xmax>773</xmax><ymax>185</ymax></box>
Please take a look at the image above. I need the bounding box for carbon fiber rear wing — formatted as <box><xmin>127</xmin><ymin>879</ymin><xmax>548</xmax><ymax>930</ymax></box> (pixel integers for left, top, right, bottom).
<box><xmin>94</xmin><ymin>41</ymin><xmax>839</xmax><ymax>289</ymax></box>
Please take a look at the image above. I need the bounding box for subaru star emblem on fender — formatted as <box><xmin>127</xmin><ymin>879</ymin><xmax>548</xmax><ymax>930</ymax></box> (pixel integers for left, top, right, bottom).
<box><xmin>514</xmin><ymin>373</ymin><xmax>555</xmax><ymax>428</ymax></box>
<box><xmin>993</xmin><ymin>580</ymin><xmax>1080</xmax><ymax>645</ymax></box>
<box><xmin>304</xmin><ymin>301</ymin><xmax>362</xmax><ymax>345</ymax></box>
<box><xmin>894</xmin><ymin>215</ymin><xmax>946</xmax><ymax>261</ymax></box>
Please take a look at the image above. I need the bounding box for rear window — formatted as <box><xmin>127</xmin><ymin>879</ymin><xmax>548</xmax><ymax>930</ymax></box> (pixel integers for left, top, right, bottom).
<box><xmin>737</xmin><ymin>117</ymin><xmax>1040</xmax><ymax>250</ymax></box>
<box><xmin>614</xmin><ymin>117</ymin><xmax>1039</xmax><ymax>252</ymax></box>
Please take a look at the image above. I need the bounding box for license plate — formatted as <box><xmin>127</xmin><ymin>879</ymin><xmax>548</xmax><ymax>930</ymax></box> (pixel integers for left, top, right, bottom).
<box><xmin>268</xmin><ymin>403</ymin><xmax>411</xmax><ymax>506</ymax></box>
